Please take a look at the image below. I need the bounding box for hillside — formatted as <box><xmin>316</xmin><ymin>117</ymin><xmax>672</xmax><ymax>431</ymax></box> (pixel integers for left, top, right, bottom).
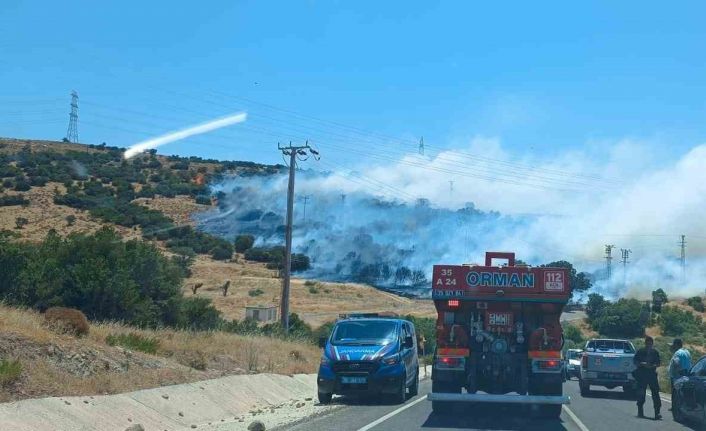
<box><xmin>0</xmin><ymin>137</ymin><xmax>434</xmax><ymax>326</ymax></box>
<box><xmin>0</xmin><ymin>304</ymin><xmax>320</xmax><ymax>403</ymax></box>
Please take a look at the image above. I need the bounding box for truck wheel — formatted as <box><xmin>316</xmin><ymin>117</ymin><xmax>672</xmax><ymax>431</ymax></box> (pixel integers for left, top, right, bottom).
<box><xmin>579</xmin><ymin>379</ymin><xmax>590</xmax><ymax>397</ymax></box>
<box><xmin>530</xmin><ymin>381</ymin><xmax>563</xmax><ymax>419</ymax></box>
<box><xmin>318</xmin><ymin>391</ymin><xmax>332</xmax><ymax>404</ymax></box>
<box><xmin>431</xmin><ymin>380</ymin><xmax>459</xmax><ymax>414</ymax></box>
<box><xmin>538</xmin><ymin>404</ymin><xmax>562</xmax><ymax>419</ymax></box>
<box><xmin>408</xmin><ymin>368</ymin><xmax>419</xmax><ymax>397</ymax></box>
<box><xmin>622</xmin><ymin>384</ymin><xmax>636</xmax><ymax>399</ymax></box>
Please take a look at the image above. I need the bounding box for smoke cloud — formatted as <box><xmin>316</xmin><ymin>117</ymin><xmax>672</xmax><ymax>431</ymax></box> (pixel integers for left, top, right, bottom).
<box><xmin>197</xmin><ymin>137</ymin><xmax>706</xmax><ymax>300</ymax></box>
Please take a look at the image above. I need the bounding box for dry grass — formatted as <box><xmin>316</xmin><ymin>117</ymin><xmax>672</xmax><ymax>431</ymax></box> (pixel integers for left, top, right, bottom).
<box><xmin>133</xmin><ymin>195</ymin><xmax>210</xmax><ymax>227</ymax></box>
<box><xmin>0</xmin><ymin>304</ymin><xmax>320</xmax><ymax>402</ymax></box>
<box><xmin>0</xmin><ymin>182</ymin><xmax>139</xmax><ymax>242</ymax></box>
<box><xmin>184</xmin><ymin>255</ymin><xmax>436</xmax><ymax>326</ymax></box>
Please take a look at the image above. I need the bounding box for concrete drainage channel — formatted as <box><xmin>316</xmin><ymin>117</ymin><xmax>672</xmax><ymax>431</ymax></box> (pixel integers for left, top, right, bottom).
<box><xmin>0</xmin><ymin>367</ymin><xmax>433</xmax><ymax>431</ymax></box>
<box><xmin>0</xmin><ymin>373</ymin><xmax>330</xmax><ymax>431</ymax></box>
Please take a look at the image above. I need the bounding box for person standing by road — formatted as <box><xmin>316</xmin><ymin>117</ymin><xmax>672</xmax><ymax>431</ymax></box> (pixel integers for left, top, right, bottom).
<box><xmin>633</xmin><ymin>335</ymin><xmax>662</xmax><ymax>419</ymax></box>
<box><xmin>668</xmin><ymin>338</ymin><xmax>691</xmax><ymax>390</ymax></box>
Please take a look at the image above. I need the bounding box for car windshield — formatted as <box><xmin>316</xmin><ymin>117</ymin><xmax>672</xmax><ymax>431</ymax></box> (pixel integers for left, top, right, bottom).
<box><xmin>587</xmin><ymin>340</ymin><xmax>634</xmax><ymax>353</ymax></box>
<box><xmin>567</xmin><ymin>351</ymin><xmax>581</xmax><ymax>360</ymax></box>
<box><xmin>332</xmin><ymin>321</ymin><xmax>398</xmax><ymax>345</ymax></box>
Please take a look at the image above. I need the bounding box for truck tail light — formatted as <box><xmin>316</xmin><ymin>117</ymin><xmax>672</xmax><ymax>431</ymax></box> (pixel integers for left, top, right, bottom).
<box><xmin>448</xmin><ymin>299</ymin><xmax>460</xmax><ymax>308</ymax></box>
<box><xmin>436</xmin><ymin>356</ymin><xmax>464</xmax><ymax>369</ymax></box>
<box><xmin>538</xmin><ymin>359</ymin><xmax>561</xmax><ymax>369</ymax></box>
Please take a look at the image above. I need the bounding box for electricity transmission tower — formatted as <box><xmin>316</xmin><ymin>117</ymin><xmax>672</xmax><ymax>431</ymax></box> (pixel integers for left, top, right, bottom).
<box><xmin>418</xmin><ymin>136</ymin><xmax>424</xmax><ymax>155</ymax></box>
<box><xmin>65</xmin><ymin>91</ymin><xmax>79</xmax><ymax>143</ymax></box>
<box><xmin>679</xmin><ymin>235</ymin><xmax>686</xmax><ymax>284</ymax></box>
<box><xmin>620</xmin><ymin>248</ymin><xmax>632</xmax><ymax>289</ymax></box>
<box><xmin>277</xmin><ymin>141</ymin><xmax>319</xmax><ymax>333</ymax></box>
<box><xmin>604</xmin><ymin>244</ymin><xmax>615</xmax><ymax>281</ymax></box>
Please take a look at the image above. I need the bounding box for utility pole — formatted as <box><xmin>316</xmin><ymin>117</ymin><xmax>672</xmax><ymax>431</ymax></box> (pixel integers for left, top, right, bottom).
<box><xmin>679</xmin><ymin>235</ymin><xmax>686</xmax><ymax>284</ymax></box>
<box><xmin>449</xmin><ymin>180</ymin><xmax>454</xmax><ymax>197</ymax></box>
<box><xmin>620</xmin><ymin>248</ymin><xmax>632</xmax><ymax>289</ymax></box>
<box><xmin>65</xmin><ymin>90</ymin><xmax>79</xmax><ymax>143</ymax></box>
<box><xmin>277</xmin><ymin>141</ymin><xmax>319</xmax><ymax>333</ymax></box>
<box><xmin>301</xmin><ymin>195</ymin><xmax>311</xmax><ymax>225</ymax></box>
<box><xmin>604</xmin><ymin>244</ymin><xmax>615</xmax><ymax>281</ymax></box>
<box><xmin>418</xmin><ymin>136</ymin><xmax>424</xmax><ymax>155</ymax></box>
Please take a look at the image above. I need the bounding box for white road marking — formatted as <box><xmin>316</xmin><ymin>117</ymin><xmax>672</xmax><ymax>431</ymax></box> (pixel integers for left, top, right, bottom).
<box><xmin>355</xmin><ymin>396</ymin><xmax>427</xmax><ymax>431</ymax></box>
<box><xmin>563</xmin><ymin>405</ymin><xmax>590</xmax><ymax>431</ymax></box>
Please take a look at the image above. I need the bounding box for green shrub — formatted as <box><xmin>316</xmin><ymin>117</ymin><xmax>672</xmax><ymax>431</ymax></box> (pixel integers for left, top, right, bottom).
<box><xmin>563</xmin><ymin>323</ymin><xmax>584</xmax><ymax>344</ymax></box>
<box><xmin>210</xmin><ymin>245</ymin><xmax>233</xmax><ymax>261</ymax></box>
<box><xmin>308</xmin><ymin>285</ymin><xmax>320</xmax><ymax>294</ymax></box>
<box><xmin>592</xmin><ymin>298</ymin><xmax>647</xmax><ymax>338</ymax></box>
<box><xmin>0</xmin><ymin>359</ymin><xmax>22</xmax><ymax>387</ymax></box>
<box><xmin>248</xmin><ymin>288</ymin><xmax>264</xmax><ymax>297</ymax></box>
<box><xmin>234</xmin><ymin>234</ymin><xmax>255</xmax><ymax>253</ymax></box>
<box><xmin>660</xmin><ymin>306</ymin><xmax>704</xmax><ymax>336</ymax></box>
<box><xmin>687</xmin><ymin>296</ymin><xmax>705</xmax><ymax>312</ymax></box>
<box><xmin>194</xmin><ymin>195</ymin><xmax>211</xmax><ymax>205</ymax></box>
<box><xmin>106</xmin><ymin>333</ymin><xmax>160</xmax><ymax>354</ymax></box>
<box><xmin>0</xmin><ymin>195</ymin><xmax>29</xmax><ymax>207</ymax></box>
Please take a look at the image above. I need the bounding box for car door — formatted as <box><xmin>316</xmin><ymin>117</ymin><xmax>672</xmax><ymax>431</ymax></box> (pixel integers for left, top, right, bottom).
<box><xmin>692</xmin><ymin>358</ymin><xmax>706</xmax><ymax>424</ymax></box>
<box><xmin>682</xmin><ymin>357</ymin><xmax>706</xmax><ymax>419</ymax></box>
<box><xmin>400</xmin><ymin>322</ymin><xmax>414</xmax><ymax>384</ymax></box>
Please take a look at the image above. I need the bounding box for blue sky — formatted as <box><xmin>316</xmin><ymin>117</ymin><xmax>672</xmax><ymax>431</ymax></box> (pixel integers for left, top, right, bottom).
<box><xmin>1</xmin><ymin>1</ymin><xmax>705</xmax><ymax>167</ymax></box>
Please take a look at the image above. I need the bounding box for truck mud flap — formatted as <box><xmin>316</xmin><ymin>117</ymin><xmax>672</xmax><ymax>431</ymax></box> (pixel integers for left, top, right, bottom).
<box><xmin>427</xmin><ymin>393</ymin><xmax>570</xmax><ymax>405</ymax></box>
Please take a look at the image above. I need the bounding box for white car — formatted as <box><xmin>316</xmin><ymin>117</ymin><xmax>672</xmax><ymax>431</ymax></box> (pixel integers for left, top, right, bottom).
<box><xmin>565</xmin><ymin>349</ymin><xmax>582</xmax><ymax>380</ymax></box>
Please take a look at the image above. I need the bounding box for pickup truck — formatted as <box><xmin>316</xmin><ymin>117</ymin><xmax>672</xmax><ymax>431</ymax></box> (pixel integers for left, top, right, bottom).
<box><xmin>579</xmin><ymin>338</ymin><xmax>636</xmax><ymax>397</ymax></box>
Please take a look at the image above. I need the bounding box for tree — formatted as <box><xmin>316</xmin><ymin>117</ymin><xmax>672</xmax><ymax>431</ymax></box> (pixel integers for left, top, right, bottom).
<box><xmin>210</xmin><ymin>245</ymin><xmax>233</xmax><ymax>261</ymax></box>
<box><xmin>221</xmin><ymin>280</ymin><xmax>231</xmax><ymax>297</ymax></box>
<box><xmin>65</xmin><ymin>215</ymin><xmax>76</xmax><ymax>226</ymax></box>
<box><xmin>14</xmin><ymin>217</ymin><xmax>28</xmax><ymax>229</ymax></box>
<box><xmin>594</xmin><ymin>298</ymin><xmax>646</xmax><ymax>338</ymax></box>
<box><xmin>234</xmin><ymin>234</ymin><xmax>255</xmax><ymax>253</ymax></box>
<box><xmin>586</xmin><ymin>293</ymin><xmax>607</xmax><ymax>322</ymax></box>
<box><xmin>541</xmin><ymin>260</ymin><xmax>592</xmax><ymax>298</ymax></box>
<box><xmin>191</xmin><ymin>283</ymin><xmax>203</xmax><ymax>295</ymax></box>
<box><xmin>652</xmin><ymin>288</ymin><xmax>668</xmax><ymax>313</ymax></box>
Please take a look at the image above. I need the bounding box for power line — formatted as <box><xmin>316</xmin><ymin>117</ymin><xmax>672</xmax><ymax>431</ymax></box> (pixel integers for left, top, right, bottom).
<box><xmin>65</xmin><ymin>91</ymin><xmax>79</xmax><ymax>143</ymax></box>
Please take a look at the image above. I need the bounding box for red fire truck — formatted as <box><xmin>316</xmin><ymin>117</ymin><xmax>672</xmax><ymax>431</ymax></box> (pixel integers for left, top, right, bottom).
<box><xmin>427</xmin><ymin>252</ymin><xmax>571</xmax><ymax>418</ymax></box>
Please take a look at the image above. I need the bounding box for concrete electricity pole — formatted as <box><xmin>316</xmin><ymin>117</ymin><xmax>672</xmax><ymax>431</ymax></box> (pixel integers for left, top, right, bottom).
<box><xmin>620</xmin><ymin>248</ymin><xmax>632</xmax><ymax>289</ymax></box>
<box><xmin>277</xmin><ymin>141</ymin><xmax>319</xmax><ymax>333</ymax></box>
<box><xmin>604</xmin><ymin>244</ymin><xmax>615</xmax><ymax>281</ymax></box>
<box><xmin>679</xmin><ymin>235</ymin><xmax>686</xmax><ymax>284</ymax></box>
<box><xmin>301</xmin><ymin>195</ymin><xmax>311</xmax><ymax>225</ymax></box>
<box><xmin>418</xmin><ymin>136</ymin><xmax>424</xmax><ymax>155</ymax></box>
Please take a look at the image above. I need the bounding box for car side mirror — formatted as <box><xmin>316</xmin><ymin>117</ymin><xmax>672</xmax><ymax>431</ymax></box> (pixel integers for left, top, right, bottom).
<box><xmin>318</xmin><ymin>337</ymin><xmax>327</xmax><ymax>348</ymax></box>
<box><xmin>404</xmin><ymin>336</ymin><xmax>414</xmax><ymax>349</ymax></box>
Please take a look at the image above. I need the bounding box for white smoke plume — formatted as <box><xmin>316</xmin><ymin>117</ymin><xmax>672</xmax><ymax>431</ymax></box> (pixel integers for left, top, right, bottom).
<box><xmin>197</xmin><ymin>137</ymin><xmax>706</xmax><ymax>299</ymax></box>
<box><xmin>124</xmin><ymin>112</ymin><xmax>247</xmax><ymax>159</ymax></box>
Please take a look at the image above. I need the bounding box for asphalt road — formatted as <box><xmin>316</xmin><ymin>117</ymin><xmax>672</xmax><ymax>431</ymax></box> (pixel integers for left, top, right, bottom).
<box><xmin>283</xmin><ymin>378</ymin><xmax>698</xmax><ymax>431</ymax></box>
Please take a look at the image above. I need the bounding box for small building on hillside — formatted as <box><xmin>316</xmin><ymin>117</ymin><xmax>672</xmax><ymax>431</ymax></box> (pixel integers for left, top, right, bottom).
<box><xmin>245</xmin><ymin>304</ymin><xmax>278</xmax><ymax>322</ymax></box>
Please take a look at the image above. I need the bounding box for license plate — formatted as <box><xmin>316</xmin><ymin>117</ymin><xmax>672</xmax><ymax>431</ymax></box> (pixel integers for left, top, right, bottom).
<box><xmin>341</xmin><ymin>376</ymin><xmax>367</xmax><ymax>384</ymax></box>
